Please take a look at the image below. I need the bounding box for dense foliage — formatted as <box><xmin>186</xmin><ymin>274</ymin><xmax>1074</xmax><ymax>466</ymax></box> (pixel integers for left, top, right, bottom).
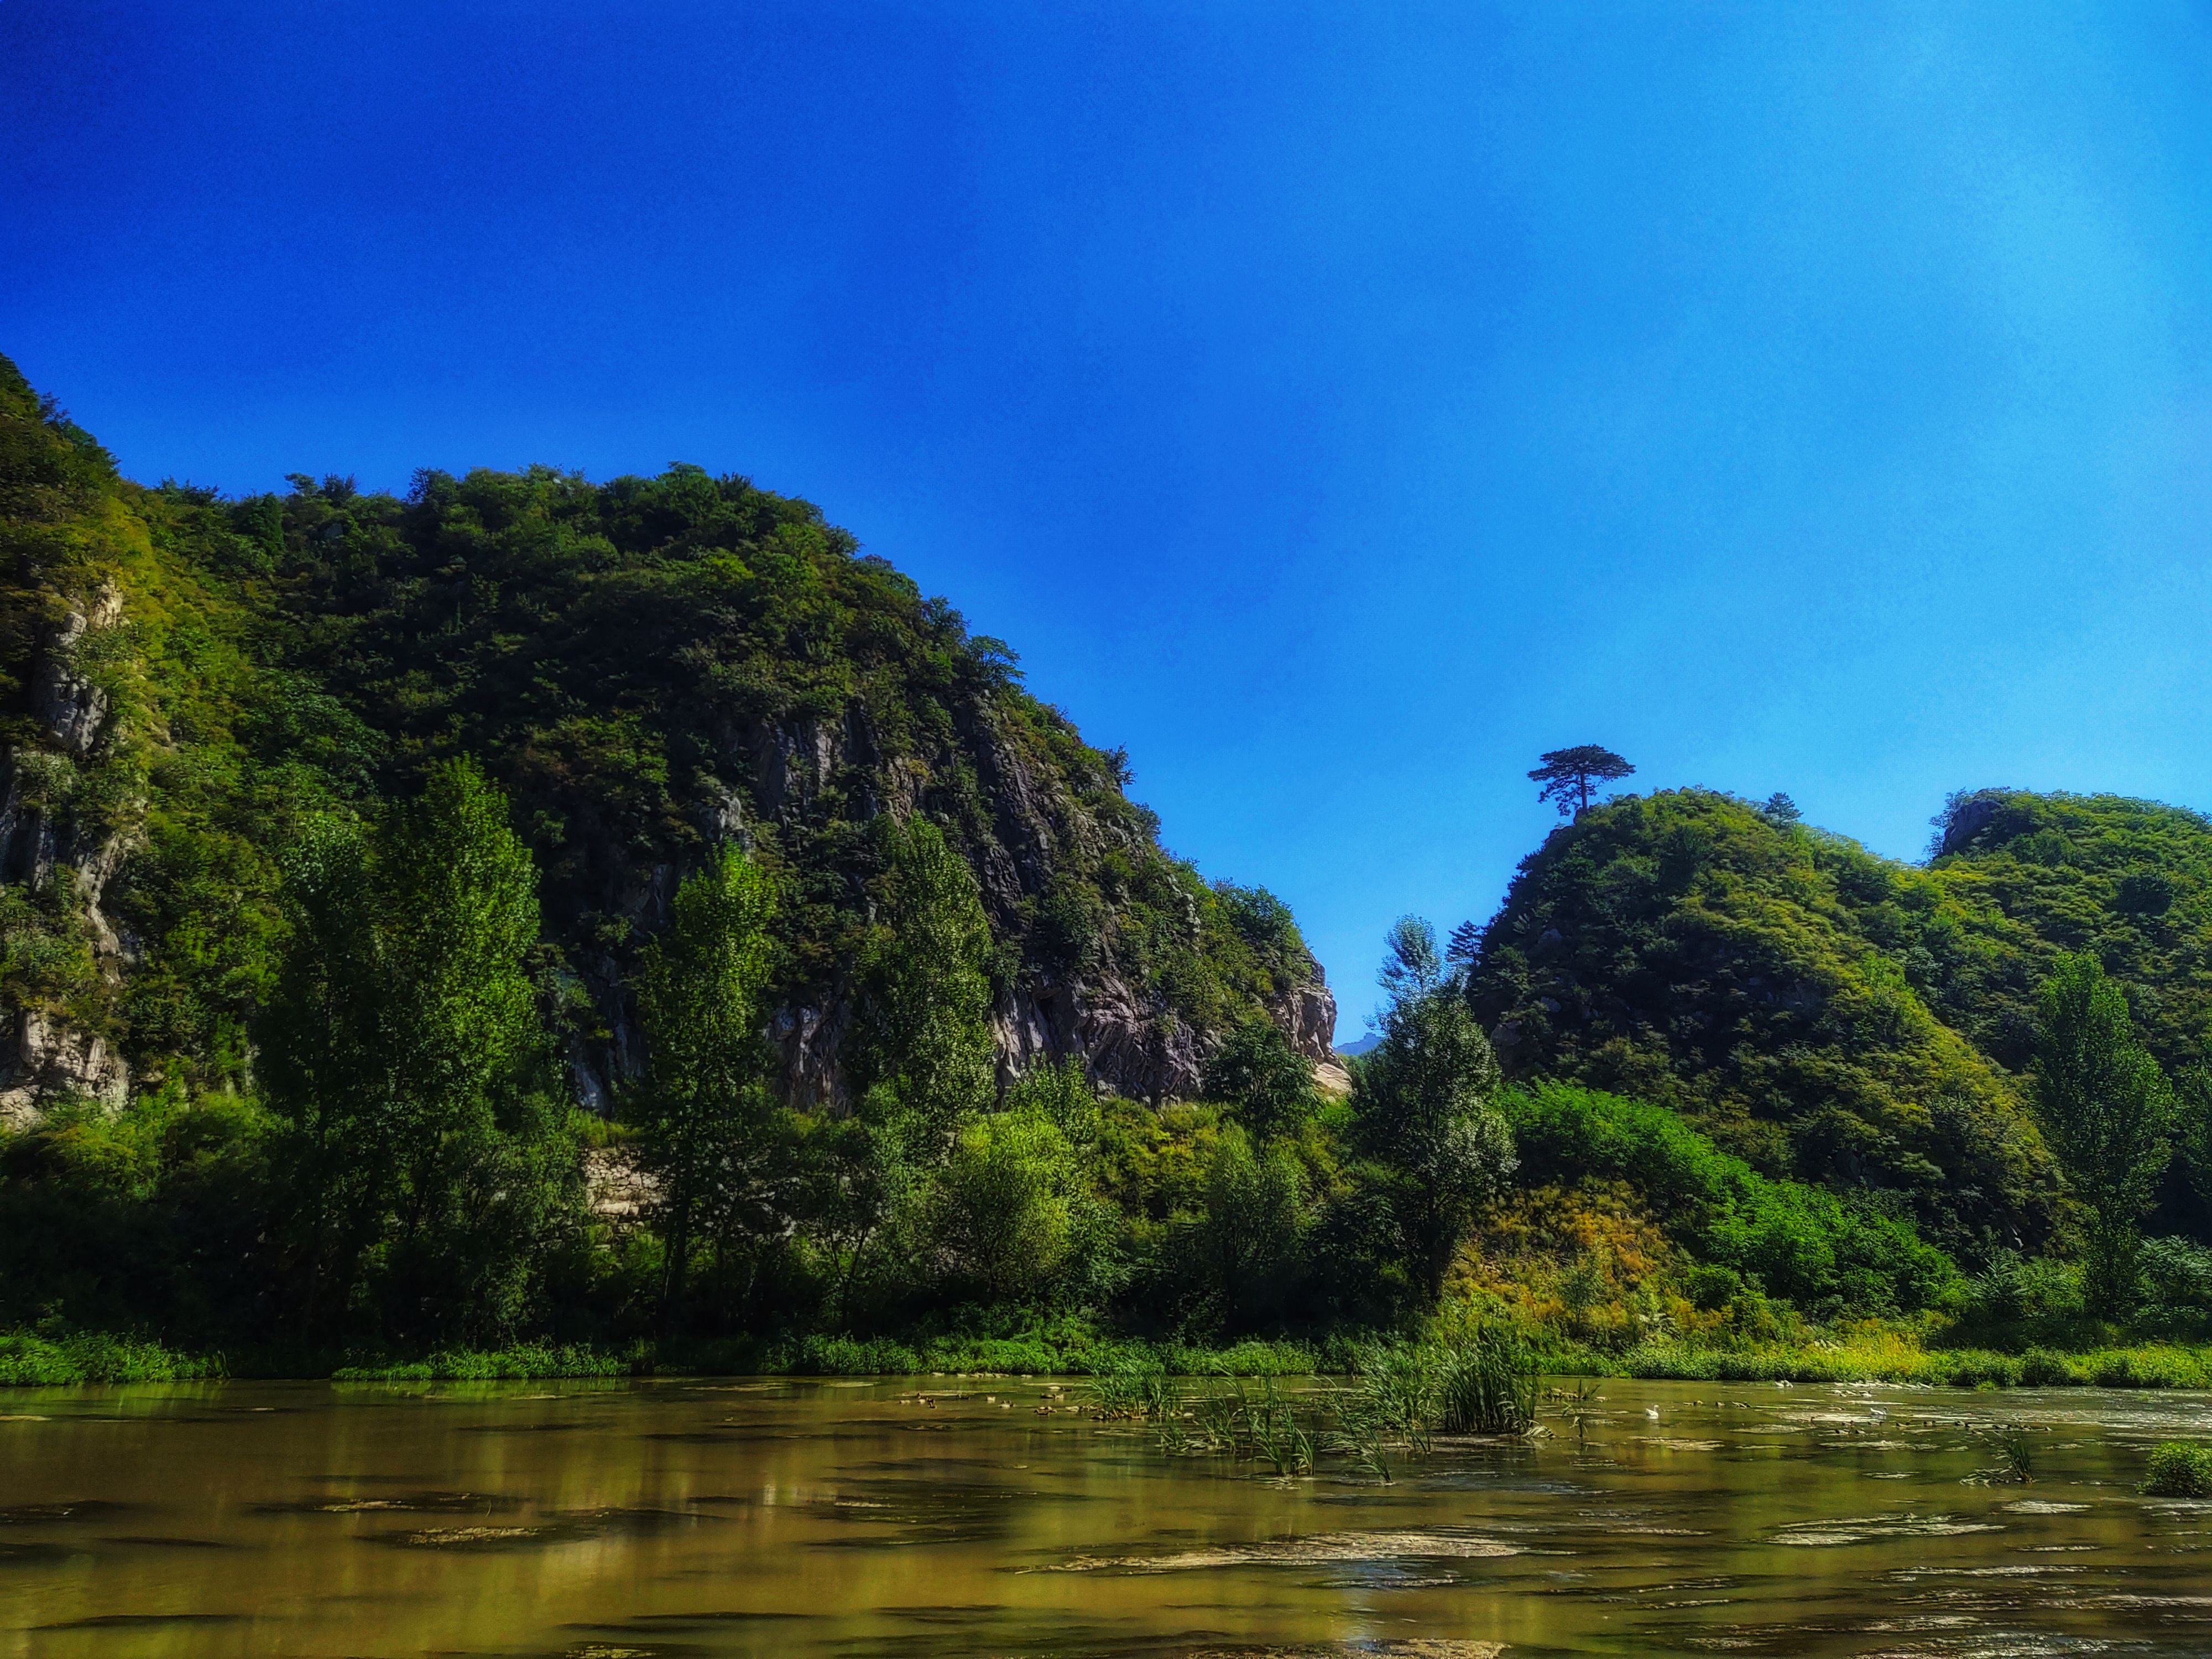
<box><xmin>9</xmin><ymin>354</ymin><xmax>2212</xmax><ymax>1377</ymax></box>
<box><xmin>1465</xmin><ymin>790</ymin><xmax>2058</xmax><ymax>1254</ymax></box>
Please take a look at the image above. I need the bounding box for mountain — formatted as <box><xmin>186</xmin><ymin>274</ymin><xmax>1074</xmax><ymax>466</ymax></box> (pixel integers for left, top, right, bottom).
<box><xmin>1463</xmin><ymin>785</ymin><xmax>2212</xmax><ymax>1258</ymax></box>
<box><xmin>0</xmin><ymin>356</ymin><xmax>1333</xmax><ymax>1124</ymax></box>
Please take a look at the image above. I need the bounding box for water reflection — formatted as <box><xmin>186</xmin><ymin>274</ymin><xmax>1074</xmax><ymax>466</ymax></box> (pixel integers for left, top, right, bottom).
<box><xmin>0</xmin><ymin>1375</ymin><xmax>2208</xmax><ymax>1656</ymax></box>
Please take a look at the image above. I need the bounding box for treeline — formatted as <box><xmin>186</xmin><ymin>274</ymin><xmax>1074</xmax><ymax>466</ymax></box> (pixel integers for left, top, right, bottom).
<box><xmin>0</xmin><ymin>763</ymin><xmax>1524</xmax><ymax>1355</ymax></box>
<box><xmin>17</xmin><ymin>751</ymin><xmax>2209</xmax><ymax>1366</ymax></box>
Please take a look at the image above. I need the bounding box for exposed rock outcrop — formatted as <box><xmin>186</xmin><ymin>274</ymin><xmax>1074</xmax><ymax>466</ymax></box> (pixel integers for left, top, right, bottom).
<box><xmin>0</xmin><ymin>1004</ymin><xmax>129</xmax><ymax>1128</ymax></box>
<box><xmin>566</xmin><ymin>695</ymin><xmax>1338</xmax><ymax>1113</ymax></box>
<box><xmin>0</xmin><ymin>585</ymin><xmax>134</xmax><ymax>1124</ymax></box>
<box><xmin>30</xmin><ymin>583</ymin><xmax>120</xmax><ymax>756</ymax></box>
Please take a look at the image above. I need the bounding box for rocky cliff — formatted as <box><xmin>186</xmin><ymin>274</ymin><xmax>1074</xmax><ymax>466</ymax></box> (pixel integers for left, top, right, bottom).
<box><xmin>0</xmin><ymin>356</ymin><xmax>1334</xmax><ymax>1123</ymax></box>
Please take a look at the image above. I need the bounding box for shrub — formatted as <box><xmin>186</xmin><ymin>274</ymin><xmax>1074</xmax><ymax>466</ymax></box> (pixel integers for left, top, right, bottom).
<box><xmin>929</xmin><ymin>1102</ymin><xmax>1084</xmax><ymax>1303</ymax></box>
<box><xmin>2141</xmin><ymin>1235</ymin><xmax>2212</xmax><ymax>1326</ymax></box>
<box><xmin>2142</xmin><ymin>1441</ymin><xmax>2212</xmax><ymax>1498</ymax></box>
<box><xmin>1504</xmin><ymin>1083</ymin><xmax>1958</xmax><ymax>1315</ymax></box>
<box><xmin>2086</xmin><ymin>1345</ymin><xmax>2210</xmax><ymax>1390</ymax></box>
<box><xmin>1957</xmin><ymin>1251</ymin><xmax>2086</xmax><ymax>1338</ymax></box>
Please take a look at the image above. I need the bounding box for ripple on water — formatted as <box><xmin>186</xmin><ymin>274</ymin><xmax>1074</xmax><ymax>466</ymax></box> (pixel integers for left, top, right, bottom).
<box><xmin>1052</xmin><ymin>1531</ymin><xmax>1519</xmax><ymax>1573</ymax></box>
<box><xmin>1767</xmin><ymin>1513</ymin><xmax>2006</xmax><ymax>1546</ymax></box>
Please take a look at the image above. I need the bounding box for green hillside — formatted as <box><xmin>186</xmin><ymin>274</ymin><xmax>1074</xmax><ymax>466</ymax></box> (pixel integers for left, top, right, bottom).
<box><xmin>1463</xmin><ymin>790</ymin><xmax>2055</xmax><ymax>1254</ymax></box>
<box><xmin>0</xmin><ymin>354</ymin><xmax>1331</xmax><ymax>1119</ymax></box>
<box><xmin>1464</xmin><ymin>785</ymin><xmax>2212</xmax><ymax>1263</ymax></box>
<box><xmin>1923</xmin><ymin>788</ymin><xmax>2212</xmax><ymax>1079</ymax></box>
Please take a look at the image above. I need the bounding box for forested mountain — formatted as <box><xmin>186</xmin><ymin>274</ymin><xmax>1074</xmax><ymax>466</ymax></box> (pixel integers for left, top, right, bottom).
<box><xmin>1464</xmin><ymin>787</ymin><xmax>2212</xmax><ymax>1258</ymax></box>
<box><xmin>9</xmin><ymin>349</ymin><xmax>2212</xmax><ymax>1370</ymax></box>
<box><xmin>0</xmin><ymin>354</ymin><xmax>1332</xmax><ymax>1126</ymax></box>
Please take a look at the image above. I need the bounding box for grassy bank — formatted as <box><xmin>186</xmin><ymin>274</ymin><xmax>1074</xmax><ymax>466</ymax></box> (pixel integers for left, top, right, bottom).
<box><xmin>9</xmin><ymin>1324</ymin><xmax>2212</xmax><ymax>1390</ymax></box>
<box><xmin>0</xmin><ymin>1331</ymin><xmax>228</xmax><ymax>1386</ymax></box>
<box><xmin>1599</xmin><ymin>1334</ymin><xmax>2212</xmax><ymax>1389</ymax></box>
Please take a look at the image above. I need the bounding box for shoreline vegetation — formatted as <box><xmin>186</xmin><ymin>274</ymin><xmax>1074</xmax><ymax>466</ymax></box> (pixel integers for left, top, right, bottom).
<box><xmin>10</xmin><ymin>1325</ymin><xmax>2212</xmax><ymax>1392</ymax></box>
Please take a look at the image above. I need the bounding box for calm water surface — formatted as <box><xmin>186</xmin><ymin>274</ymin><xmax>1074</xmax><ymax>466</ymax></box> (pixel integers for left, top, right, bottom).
<box><xmin>2</xmin><ymin>1375</ymin><xmax>2210</xmax><ymax>1658</ymax></box>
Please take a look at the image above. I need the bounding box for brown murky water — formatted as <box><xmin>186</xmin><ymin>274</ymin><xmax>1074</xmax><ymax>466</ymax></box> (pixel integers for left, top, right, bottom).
<box><xmin>2</xmin><ymin>1375</ymin><xmax>2209</xmax><ymax>1657</ymax></box>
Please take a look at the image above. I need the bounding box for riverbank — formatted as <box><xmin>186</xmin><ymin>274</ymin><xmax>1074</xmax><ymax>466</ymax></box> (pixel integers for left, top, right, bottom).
<box><xmin>10</xmin><ymin>1323</ymin><xmax>2212</xmax><ymax>1390</ymax></box>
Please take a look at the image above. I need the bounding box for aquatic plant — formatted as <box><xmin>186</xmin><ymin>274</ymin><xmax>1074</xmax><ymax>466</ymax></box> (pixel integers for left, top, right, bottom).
<box><xmin>1086</xmin><ymin>1356</ymin><xmax>1169</xmax><ymax>1418</ymax></box>
<box><xmin>1243</xmin><ymin>1378</ymin><xmax>1316</xmax><ymax>1476</ymax></box>
<box><xmin>2141</xmin><ymin>1441</ymin><xmax>2212</xmax><ymax>1497</ymax></box>
<box><xmin>1434</xmin><ymin>1318</ymin><xmax>1538</xmax><ymax>1435</ymax></box>
<box><xmin>1985</xmin><ymin>1423</ymin><xmax>2036</xmax><ymax>1484</ymax></box>
<box><xmin>1354</xmin><ymin>1342</ymin><xmax>1438</xmax><ymax>1451</ymax></box>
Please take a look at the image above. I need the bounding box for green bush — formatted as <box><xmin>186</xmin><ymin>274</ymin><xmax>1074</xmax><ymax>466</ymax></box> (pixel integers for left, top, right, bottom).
<box><xmin>1505</xmin><ymin>1083</ymin><xmax>1958</xmax><ymax>1315</ymax></box>
<box><xmin>2018</xmin><ymin>1347</ymin><xmax>2079</xmax><ymax>1385</ymax></box>
<box><xmin>2142</xmin><ymin>1441</ymin><xmax>2212</xmax><ymax>1497</ymax></box>
<box><xmin>2086</xmin><ymin>1345</ymin><xmax>2211</xmax><ymax>1390</ymax></box>
<box><xmin>329</xmin><ymin>1344</ymin><xmax>627</xmax><ymax>1381</ymax></box>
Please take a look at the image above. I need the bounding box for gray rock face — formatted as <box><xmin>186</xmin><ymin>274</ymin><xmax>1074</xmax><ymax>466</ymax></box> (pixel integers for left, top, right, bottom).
<box><xmin>572</xmin><ymin>694</ymin><xmax>1337</xmax><ymax>1113</ymax></box>
<box><xmin>0</xmin><ymin>585</ymin><xmax>133</xmax><ymax>1126</ymax></box>
<box><xmin>0</xmin><ymin>1008</ymin><xmax>129</xmax><ymax>1129</ymax></box>
<box><xmin>1938</xmin><ymin>791</ymin><xmax>2006</xmax><ymax>857</ymax></box>
<box><xmin>30</xmin><ymin>585</ymin><xmax>119</xmax><ymax>757</ymax></box>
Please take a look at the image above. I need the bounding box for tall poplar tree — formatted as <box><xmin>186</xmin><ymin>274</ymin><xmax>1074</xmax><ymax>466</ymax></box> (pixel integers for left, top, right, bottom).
<box><xmin>2032</xmin><ymin>953</ymin><xmax>2173</xmax><ymax>1317</ymax></box>
<box><xmin>632</xmin><ymin>844</ymin><xmax>778</xmax><ymax>1324</ymax></box>
<box><xmin>265</xmin><ymin>758</ymin><xmax>572</xmax><ymax>1342</ymax></box>
<box><xmin>1354</xmin><ymin>917</ymin><xmax>1516</xmax><ymax>1302</ymax></box>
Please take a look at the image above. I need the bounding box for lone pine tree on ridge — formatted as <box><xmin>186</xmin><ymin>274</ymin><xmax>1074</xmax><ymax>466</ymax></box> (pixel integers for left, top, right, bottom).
<box><xmin>1528</xmin><ymin>745</ymin><xmax>1635</xmax><ymax>820</ymax></box>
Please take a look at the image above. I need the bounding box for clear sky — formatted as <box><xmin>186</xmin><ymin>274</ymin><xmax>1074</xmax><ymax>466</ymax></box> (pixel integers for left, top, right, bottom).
<box><xmin>8</xmin><ymin>3</ymin><xmax>2212</xmax><ymax>1040</ymax></box>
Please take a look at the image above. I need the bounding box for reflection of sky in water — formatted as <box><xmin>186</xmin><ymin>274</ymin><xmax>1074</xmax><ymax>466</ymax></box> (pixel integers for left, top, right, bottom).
<box><xmin>0</xmin><ymin>1378</ymin><xmax>2209</xmax><ymax>1656</ymax></box>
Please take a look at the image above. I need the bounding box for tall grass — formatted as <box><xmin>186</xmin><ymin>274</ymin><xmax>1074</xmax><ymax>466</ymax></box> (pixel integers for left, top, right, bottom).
<box><xmin>1435</xmin><ymin>1319</ymin><xmax>1538</xmax><ymax>1434</ymax></box>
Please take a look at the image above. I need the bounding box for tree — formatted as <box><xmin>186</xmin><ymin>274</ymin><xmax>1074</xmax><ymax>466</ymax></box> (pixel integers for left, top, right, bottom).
<box><xmin>264</xmin><ymin>758</ymin><xmax>574</xmax><ymax>1342</ymax></box>
<box><xmin>1204</xmin><ymin>1016</ymin><xmax>1317</xmax><ymax>1140</ymax></box>
<box><xmin>833</xmin><ymin>816</ymin><xmax>998</xmax><ymax>1318</ymax></box>
<box><xmin>1757</xmin><ymin>792</ymin><xmax>1802</xmax><ymax>825</ymax></box>
<box><xmin>632</xmin><ymin>844</ymin><xmax>778</xmax><ymax>1327</ymax></box>
<box><xmin>2178</xmin><ymin>1068</ymin><xmax>2212</xmax><ymax>1217</ymax></box>
<box><xmin>928</xmin><ymin>1098</ymin><xmax>1084</xmax><ymax>1304</ymax></box>
<box><xmin>1528</xmin><ymin>745</ymin><xmax>1635</xmax><ymax>820</ymax></box>
<box><xmin>847</xmin><ymin>816</ymin><xmax>996</xmax><ymax>1139</ymax></box>
<box><xmin>1378</xmin><ymin>915</ymin><xmax>1442</xmax><ymax>1005</ymax></box>
<box><xmin>1354</xmin><ymin>917</ymin><xmax>1516</xmax><ymax>1300</ymax></box>
<box><xmin>2032</xmin><ymin>953</ymin><xmax>2173</xmax><ymax>1317</ymax></box>
<box><xmin>1194</xmin><ymin>1125</ymin><xmax>1308</xmax><ymax>1331</ymax></box>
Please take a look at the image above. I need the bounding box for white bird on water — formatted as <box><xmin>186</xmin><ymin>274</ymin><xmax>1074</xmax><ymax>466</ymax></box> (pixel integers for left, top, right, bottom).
<box><xmin>1644</xmin><ymin>1405</ymin><xmax>1661</xmax><ymax>1420</ymax></box>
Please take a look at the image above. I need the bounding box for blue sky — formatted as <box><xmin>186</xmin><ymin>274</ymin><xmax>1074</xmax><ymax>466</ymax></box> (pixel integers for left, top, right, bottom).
<box><xmin>9</xmin><ymin>3</ymin><xmax>2212</xmax><ymax>1039</ymax></box>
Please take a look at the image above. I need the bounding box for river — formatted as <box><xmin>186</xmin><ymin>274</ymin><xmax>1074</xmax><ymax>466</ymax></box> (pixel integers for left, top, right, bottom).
<box><xmin>2</xmin><ymin>1375</ymin><xmax>2209</xmax><ymax>1657</ymax></box>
